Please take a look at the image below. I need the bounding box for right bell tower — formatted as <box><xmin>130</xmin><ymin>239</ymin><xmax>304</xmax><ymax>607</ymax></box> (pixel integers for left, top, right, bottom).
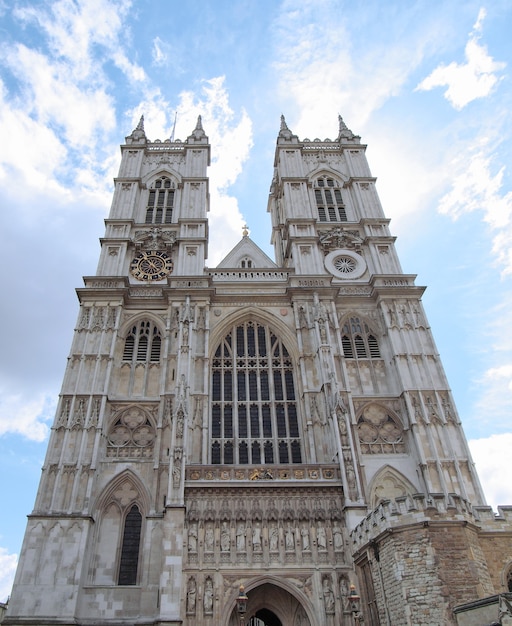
<box><xmin>267</xmin><ymin>115</ymin><xmax>511</xmax><ymax>625</ymax></box>
<box><xmin>269</xmin><ymin>113</ymin><xmax>485</xmax><ymax>505</ymax></box>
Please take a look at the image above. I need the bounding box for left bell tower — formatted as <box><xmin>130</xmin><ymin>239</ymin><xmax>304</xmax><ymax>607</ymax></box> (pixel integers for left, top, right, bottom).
<box><xmin>98</xmin><ymin>114</ymin><xmax>210</xmax><ymax>279</ymax></box>
<box><xmin>5</xmin><ymin>116</ymin><xmax>210</xmax><ymax>626</ymax></box>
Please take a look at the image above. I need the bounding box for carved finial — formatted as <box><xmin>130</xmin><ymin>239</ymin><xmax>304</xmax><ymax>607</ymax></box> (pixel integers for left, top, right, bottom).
<box><xmin>337</xmin><ymin>114</ymin><xmax>355</xmax><ymax>140</ymax></box>
<box><xmin>126</xmin><ymin>114</ymin><xmax>147</xmax><ymax>144</ymax></box>
<box><xmin>188</xmin><ymin>115</ymin><xmax>207</xmax><ymax>143</ymax></box>
<box><xmin>242</xmin><ymin>224</ymin><xmax>249</xmax><ymax>237</ymax></box>
<box><xmin>278</xmin><ymin>114</ymin><xmax>296</xmax><ymax>142</ymax></box>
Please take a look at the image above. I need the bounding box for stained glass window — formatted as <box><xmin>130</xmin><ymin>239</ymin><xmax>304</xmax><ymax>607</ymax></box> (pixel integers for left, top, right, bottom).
<box><xmin>211</xmin><ymin>321</ymin><xmax>302</xmax><ymax>465</ymax></box>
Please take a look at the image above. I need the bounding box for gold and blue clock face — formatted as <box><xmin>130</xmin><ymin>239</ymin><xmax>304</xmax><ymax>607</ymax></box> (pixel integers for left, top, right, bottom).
<box><xmin>130</xmin><ymin>250</ymin><xmax>173</xmax><ymax>281</ymax></box>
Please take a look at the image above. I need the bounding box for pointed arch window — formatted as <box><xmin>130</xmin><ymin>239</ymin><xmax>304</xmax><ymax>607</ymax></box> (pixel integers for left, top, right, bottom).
<box><xmin>211</xmin><ymin>321</ymin><xmax>302</xmax><ymax>465</ymax></box>
<box><xmin>118</xmin><ymin>504</ymin><xmax>142</xmax><ymax>585</ymax></box>
<box><xmin>145</xmin><ymin>176</ymin><xmax>175</xmax><ymax>224</ymax></box>
<box><xmin>341</xmin><ymin>317</ymin><xmax>381</xmax><ymax>359</ymax></box>
<box><xmin>314</xmin><ymin>176</ymin><xmax>347</xmax><ymax>222</ymax></box>
<box><xmin>123</xmin><ymin>320</ymin><xmax>162</xmax><ymax>362</ymax></box>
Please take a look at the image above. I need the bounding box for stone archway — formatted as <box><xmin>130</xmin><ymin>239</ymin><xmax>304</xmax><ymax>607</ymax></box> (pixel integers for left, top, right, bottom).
<box><xmin>251</xmin><ymin>609</ymin><xmax>282</xmax><ymax>626</ymax></box>
<box><xmin>228</xmin><ymin>582</ymin><xmax>312</xmax><ymax>626</ymax></box>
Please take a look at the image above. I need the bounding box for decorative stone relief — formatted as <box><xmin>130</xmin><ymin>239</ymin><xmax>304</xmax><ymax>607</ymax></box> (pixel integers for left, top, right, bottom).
<box><xmin>319</xmin><ymin>227</ymin><xmax>363</xmax><ymax>253</ymax></box>
<box><xmin>172</xmin><ymin>447</ymin><xmax>183</xmax><ymax>487</ymax></box>
<box><xmin>357</xmin><ymin>404</ymin><xmax>405</xmax><ymax>454</ymax></box>
<box><xmin>70</xmin><ymin>398</ymin><xmax>87</xmax><ymax>430</ymax></box>
<box><xmin>133</xmin><ymin>227</ymin><xmax>176</xmax><ymax>252</ymax></box>
<box><xmin>324</xmin><ymin>249</ymin><xmax>367</xmax><ymax>280</ymax></box>
<box><xmin>106</xmin><ymin>406</ymin><xmax>156</xmax><ymax>458</ymax></box>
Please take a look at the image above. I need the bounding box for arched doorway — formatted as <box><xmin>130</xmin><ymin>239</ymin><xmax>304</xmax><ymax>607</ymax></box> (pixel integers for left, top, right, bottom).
<box><xmin>228</xmin><ymin>581</ymin><xmax>311</xmax><ymax>626</ymax></box>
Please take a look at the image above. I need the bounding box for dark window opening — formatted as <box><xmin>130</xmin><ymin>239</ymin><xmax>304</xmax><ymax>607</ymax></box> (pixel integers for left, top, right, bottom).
<box><xmin>118</xmin><ymin>505</ymin><xmax>142</xmax><ymax>586</ymax></box>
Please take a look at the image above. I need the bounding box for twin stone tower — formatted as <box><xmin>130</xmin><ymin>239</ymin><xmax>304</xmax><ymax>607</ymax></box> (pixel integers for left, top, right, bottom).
<box><xmin>5</xmin><ymin>115</ymin><xmax>512</xmax><ymax>626</ymax></box>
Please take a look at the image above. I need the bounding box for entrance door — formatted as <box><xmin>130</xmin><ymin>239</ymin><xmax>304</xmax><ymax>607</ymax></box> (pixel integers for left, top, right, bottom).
<box><xmin>230</xmin><ymin>582</ymin><xmax>310</xmax><ymax>626</ymax></box>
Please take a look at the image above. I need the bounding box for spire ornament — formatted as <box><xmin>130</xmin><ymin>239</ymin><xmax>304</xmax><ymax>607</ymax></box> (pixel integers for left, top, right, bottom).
<box><xmin>187</xmin><ymin>115</ymin><xmax>207</xmax><ymax>143</ymax></box>
<box><xmin>337</xmin><ymin>114</ymin><xmax>357</xmax><ymax>141</ymax></box>
<box><xmin>278</xmin><ymin>114</ymin><xmax>297</xmax><ymax>142</ymax></box>
<box><xmin>126</xmin><ymin>114</ymin><xmax>147</xmax><ymax>144</ymax></box>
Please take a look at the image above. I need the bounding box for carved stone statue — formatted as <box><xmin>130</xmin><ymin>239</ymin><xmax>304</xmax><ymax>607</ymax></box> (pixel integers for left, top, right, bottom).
<box><xmin>236</xmin><ymin>522</ymin><xmax>246</xmax><ymax>552</ymax></box>
<box><xmin>205</xmin><ymin>524</ymin><xmax>214</xmax><ymax>551</ymax></box>
<box><xmin>269</xmin><ymin>523</ymin><xmax>279</xmax><ymax>551</ymax></box>
<box><xmin>317</xmin><ymin>525</ymin><xmax>327</xmax><ymax>551</ymax></box>
<box><xmin>322</xmin><ymin>577</ymin><xmax>335</xmax><ymax>614</ymax></box>
<box><xmin>301</xmin><ymin>525</ymin><xmax>310</xmax><ymax>550</ymax></box>
<box><xmin>285</xmin><ymin>524</ymin><xmax>295</xmax><ymax>551</ymax></box>
<box><xmin>203</xmin><ymin>577</ymin><xmax>213</xmax><ymax>614</ymax></box>
<box><xmin>333</xmin><ymin>522</ymin><xmax>344</xmax><ymax>552</ymax></box>
<box><xmin>186</xmin><ymin>576</ymin><xmax>196</xmax><ymax>614</ymax></box>
<box><xmin>220</xmin><ymin>522</ymin><xmax>230</xmax><ymax>552</ymax></box>
<box><xmin>252</xmin><ymin>523</ymin><xmax>262</xmax><ymax>551</ymax></box>
<box><xmin>188</xmin><ymin>523</ymin><xmax>198</xmax><ymax>552</ymax></box>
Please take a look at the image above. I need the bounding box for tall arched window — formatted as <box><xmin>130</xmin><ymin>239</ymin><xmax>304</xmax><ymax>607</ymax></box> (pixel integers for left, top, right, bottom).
<box><xmin>314</xmin><ymin>176</ymin><xmax>347</xmax><ymax>222</ymax></box>
<box><xmin>211</xmin><ymin>321</ymin><xmax>301</xmax><ymax>465</ymax></box>
<box><xmin>118</xmin><ymin>504</ymin><xmax>142</xmax><ymax>585</ymax></box>
<box><xmin>123</xmin><ymin>320</ymin><xmax>162</xmax><ymax>362</ymax></box>
<box><xmin>145</xmin><ymin>176</ymin><xmax>175</xmax><ymax>224</ymax></box>
<box><xmin>341</xmin><ymin>317</ymin><xmax>381</xmax><ymax>359</ymax></box>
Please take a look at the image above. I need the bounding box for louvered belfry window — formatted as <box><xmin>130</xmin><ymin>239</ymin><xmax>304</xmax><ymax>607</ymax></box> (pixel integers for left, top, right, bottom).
<box><xmin>123</xmin><ymin>320</ymin><xmax>161</xmax><ymax>362</ymax></box>
<box><xmin>145</xmin><ymin>177</ymin><xmax>175</xmax><ymax>224</ymax></box>
<box><xmin>211</xmin><ymin>321</ymin><xmax>302</xmax><ymax>465</ymax></box>
<box><xmin>314</xmin><ymin>176</ymin><xmax>347</xmax><ymax>222</ymax></box>
<box><xmin>341</xmin><ymin>317</ymin><xmax>381</xmax><ymax>359</ymax></box>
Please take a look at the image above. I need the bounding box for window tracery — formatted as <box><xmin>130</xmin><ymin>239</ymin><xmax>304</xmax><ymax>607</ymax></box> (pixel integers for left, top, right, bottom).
<box><xmin>211</xmin><ymin>321</ymin><xmax>301</xmax><ymax>465</ymax></box>
<box><xmin>357</xmin><ymin>404</ymin><xmax>405</xmax><ymax>454</ymax></box>
<box><xmin>106</xmin><ymin>406</ymin><xmax>156</xmax><ymax>458</ymax></box>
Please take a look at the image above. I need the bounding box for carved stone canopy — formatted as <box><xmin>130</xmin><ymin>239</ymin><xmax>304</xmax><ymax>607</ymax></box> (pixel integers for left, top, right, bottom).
<box><xmin>133</xmin><ymin>227</ymin><xmax>177</xmax><ymax>252</ymax></box>
<box><xmin>319</xmin><ymin>227</ymin><xmax>363</xmax><ymax>253</ymax></box>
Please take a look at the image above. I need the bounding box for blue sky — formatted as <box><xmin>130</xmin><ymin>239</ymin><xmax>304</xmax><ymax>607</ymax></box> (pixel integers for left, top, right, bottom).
<box><xmin>1</xmin><ymin>0</ymin><xmax>512</xmax><ymax>601</ymax></box>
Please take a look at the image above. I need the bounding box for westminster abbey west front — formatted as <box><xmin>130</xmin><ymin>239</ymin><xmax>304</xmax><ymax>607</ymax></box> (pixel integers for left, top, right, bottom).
<box><xmin>4</xmin><ymin>115</ymin><xmax>512</xmax><ymax>626</ymax></box>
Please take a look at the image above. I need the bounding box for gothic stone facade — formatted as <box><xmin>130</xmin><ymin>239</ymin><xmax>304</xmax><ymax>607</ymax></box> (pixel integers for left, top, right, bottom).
<box><xmin>5</xmin><ymin>116</ymin><xmax>512</xmax><ymax>626</ymax></box>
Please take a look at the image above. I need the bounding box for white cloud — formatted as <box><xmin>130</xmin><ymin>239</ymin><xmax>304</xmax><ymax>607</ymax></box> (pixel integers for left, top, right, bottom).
<box><xmin>437</xmin><ymin>148</ymin><xmax>512</xmax><ymax>274</ymax></box>
<box><xmin>13</xmin><ymin>0</ymin><xmax>145</xmax><ymax>84</ymax></box>
<box><xmin>5</xmin><ymin>44</ymin><xmax>116</xmax><ymax>146</ymax></box>
<box><xmin>152</xmin><ymin>37</ymin><xmax>169</xmax><ymax>66</ymax></box>
<box><xmin>272</xmin><ymin>0</ymin><xmax>445</xmax><ymax>138</ymax></box>
<box><xmin>469</xmin><ymin>433</ymin><xmax>512</xmax><ymax>511</ymax></box>
<box><xmin>416</xmin><ymin>9</ymin><xmax>505</xmax><ymax>110</ymax></box>
<box><xmin>0</xmin><ymin>392</ymin><xmax>55</xmax><ymax>441</ymax></box>
<box><xmin>0</xmin><ymin>547</ymin><xmax>17</xmax><ymax>603</ymax></box>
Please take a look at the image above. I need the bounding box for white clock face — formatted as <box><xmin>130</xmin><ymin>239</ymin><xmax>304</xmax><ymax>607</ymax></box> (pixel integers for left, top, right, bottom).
<box><xmin>130</xmin><ymin>251</ymin><xmax>173</xmax><ymax>281</ymax></box>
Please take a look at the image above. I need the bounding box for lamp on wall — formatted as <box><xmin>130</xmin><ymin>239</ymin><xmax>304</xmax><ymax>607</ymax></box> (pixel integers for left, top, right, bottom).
<box><xmin>236</xmin><ymin>584</ymin><xmax>248</xmax><ymax>626</ymax></box>
<box><xmin>349</xmin><ymin>583</ymin><xmax>364</xmax><ymax>624</ymax></box>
